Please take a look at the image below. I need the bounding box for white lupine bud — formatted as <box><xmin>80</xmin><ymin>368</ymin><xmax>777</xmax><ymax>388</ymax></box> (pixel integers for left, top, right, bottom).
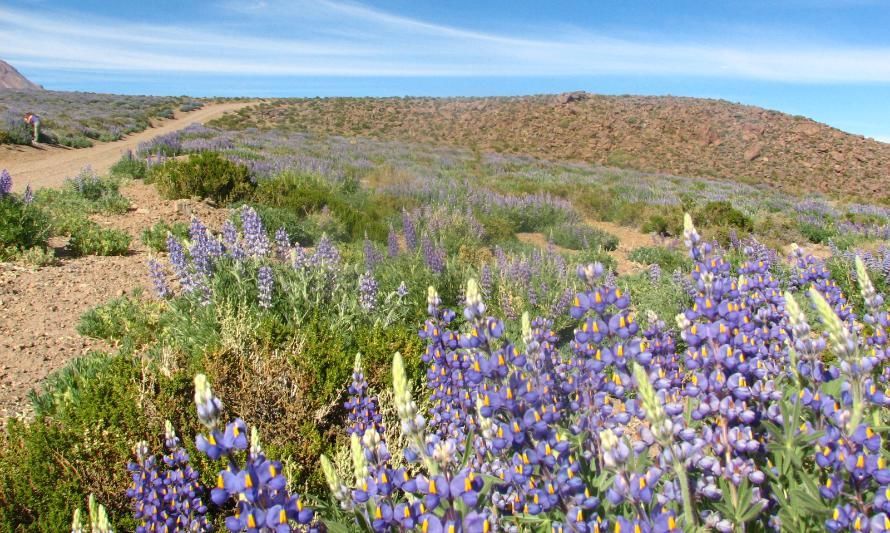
<box><xmin>351</xmin><ymin>434</ymin><xmax>368</xmax><ymax>484</ymax></box>
<box><xmin>250</xmin><ymin>427</ymin><xmax>263</xmax><ymax>457</ymax></box>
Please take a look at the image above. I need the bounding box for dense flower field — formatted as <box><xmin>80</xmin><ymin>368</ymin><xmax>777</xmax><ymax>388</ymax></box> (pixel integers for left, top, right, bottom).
<box><xmin>0</xmin><ymin>90</ymin><xmax>202</xmax><ymax>147</ymax></box>
<box><xmin>121</xmin><ymin>211</ymin><xmax>890</xmax><ymax>531</ymax></box>
<box><xmin>136</xmin><ymin>124</ymin><xmax>890</xmax><ymax>256</ymax></box>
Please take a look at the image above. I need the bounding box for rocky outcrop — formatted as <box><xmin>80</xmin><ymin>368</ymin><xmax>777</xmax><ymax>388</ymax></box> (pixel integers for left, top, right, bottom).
<box><xmin>0</xmin><ymin>60</ymin><xmax>42</xmax><ymax>91</ymax></box>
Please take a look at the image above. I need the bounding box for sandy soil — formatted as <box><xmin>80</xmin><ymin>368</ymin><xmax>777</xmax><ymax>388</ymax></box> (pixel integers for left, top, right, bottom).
<box><xmin>0</xmin><ymin>182</ymin><xmax>228</xmax><ymax>419</ymax></box>
<box><xmin>0</xmin><ymin>101</ymin><xmax>254</xmax><ymax>192</ymax></box>
<box><xmin>516</xmin><ymin>219</ymin><xmax>654</xmax><ymax>275</ymax></box>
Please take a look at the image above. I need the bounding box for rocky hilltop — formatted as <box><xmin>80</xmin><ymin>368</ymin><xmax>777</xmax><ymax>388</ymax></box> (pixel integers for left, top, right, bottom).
<box><xmin>0</xmin><ymin>60</ymin><xmax>42</xmax><ymax>91</ymax></box>
<box><xmin>227</xmin><ymin>93</ymin><xmax>890</xmax><ymax>199</ymax></box>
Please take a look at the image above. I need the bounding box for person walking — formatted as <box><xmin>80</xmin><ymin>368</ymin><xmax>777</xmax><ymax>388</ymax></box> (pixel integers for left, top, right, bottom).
<box><xmin>23</xmin><ymin>113</ymin><xmax>40</xmax><ymax>143</ymax></box>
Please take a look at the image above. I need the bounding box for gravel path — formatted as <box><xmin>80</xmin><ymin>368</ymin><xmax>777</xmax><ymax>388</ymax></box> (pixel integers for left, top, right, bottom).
<box><xmin>0</xmin><ymin>101</ymin><xmax>254</xmax><ymax>192</ymax></box>
<box><xmin>0</xmin><ymin>182</ymin><xmax>229</xmax><ymax>419</ymax></box>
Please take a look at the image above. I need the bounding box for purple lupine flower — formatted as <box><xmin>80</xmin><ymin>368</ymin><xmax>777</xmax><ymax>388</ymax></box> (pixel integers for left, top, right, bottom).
<box><xmin>403</xmin><ymin>209</ymin><xmax>417</xmax><ymax>251</ymax></box>
<box><xmin>166</xmin><ymin>234</ymin><xmax>193</xmax><ymax>292</ymax></box>
<box><xmin>480</xmin><ymin>264</ymin><xmax>492</xmax><ymax>299</ymax></box>
<box><xmin>274</xmin><ymin>227</ymin><xmax>290</xmax><ymax>261</ymax></box>
<box><xmin>312</xmin><ymin>234</ymin><xmax>340</xmax><ymax>267</ymax></box>
<box><xmin>257</xmin><ymin>266</ymin><xmax>274</xmax><ymax>309</ymax></box>
<box><xmin>22</xmin><ymin>184</ymin><xmax>33</xmax><ymax>204</ymax></box>
<box><xmin>0</xmin><ymin>170</ymin><xmax>11</xmax><ymax>196</ymax></box>
<box><xmin>364</xmin><ymin>236</ymin><xmax>382</xmax><ymax>271</ymax></box>
<box><xmin>148</xmin><ymin>258</ymin><xmax>171</xmax><ymax>298</ymax></box>
<box><xmin>192</xmin><ymin>375</ymin><xmax>316</xmax><ymax>531</ymax></box>
<box><xmin>388</xmin><ymin>227</ymin><xmax>400</xmax><ymax>257</ymax></box>
<box><xmin>422</xmin><ymin>236</ymin><xmax>445</xmax><ymax>274</ymax></box>
<box><xmin>344</xmin><ymin>354</ymin><xmax>384</xmax><ymax>436</ymax></box>
<box><xmin>649</xmin><ymin>263</ymin><xmax>662</xmax><ymax>282</ymax></box>
<box><xmin>221</xmin><ymin>220</ymin><xmax>245</xmax><ymax>260</ymax></box>
<box><xmin>127</xmin><ymin>424</ymin><xmax>208</xmax><ymax>532</ymax></box>
<box><xmin>240</xmin><ymin>206</ymin><xmax>269</xmax><ymax>258</ymax></box>
<box><xmin>358</xmin><ymin>271</ymin><xmax>379</xmax><ymax>311</ymax></box>
<box><xmin>397</xmin><ymin>281</ymin><xmax>409</xmax><ymax>298</ymax></box>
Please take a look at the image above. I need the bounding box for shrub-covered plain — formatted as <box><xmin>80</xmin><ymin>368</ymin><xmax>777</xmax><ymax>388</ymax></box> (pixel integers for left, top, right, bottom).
<box><xmin>0</xmin><ymin>90</ymin><xmax>202</xmax><ymax>148</ymax></box>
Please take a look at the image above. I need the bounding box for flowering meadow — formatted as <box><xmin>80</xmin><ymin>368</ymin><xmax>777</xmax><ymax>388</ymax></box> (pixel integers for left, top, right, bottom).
<box><xmin>3</xmin><ymin>120</ymin><xmax>890</xmax><ymax>532</ymax></box>
<box><xmin>0</xmin><ymin>90</ymin><xmax>202</xmax><ymax>147</ymax></box>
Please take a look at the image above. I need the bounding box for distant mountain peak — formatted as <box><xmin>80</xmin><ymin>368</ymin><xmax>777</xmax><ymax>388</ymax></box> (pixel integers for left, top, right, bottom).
<box><xmin>0</xmin><ymin>60</ymin><xmax>42</xmax><ymax>91</ymax></box>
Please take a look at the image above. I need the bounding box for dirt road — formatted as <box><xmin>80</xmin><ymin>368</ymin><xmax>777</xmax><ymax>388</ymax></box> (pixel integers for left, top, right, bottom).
<box><xmin>0</xmin><ymin>101</ymin><xmax>254</xmax><ymax>191</ymax></box>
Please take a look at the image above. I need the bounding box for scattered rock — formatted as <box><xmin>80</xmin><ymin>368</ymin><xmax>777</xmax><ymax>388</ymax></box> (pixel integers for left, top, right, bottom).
<box><xmin>744</xmin><ymin>143</ymin><xmax>763</xmax><ymax>162</ymax></box>
<box><xmin>557</xmin><ymin>91</ymin><xmax>587</xmax><ymax>105</ymax></box>
<box><xmin>175</xmin><ymin>199</ymin><xmax>192</xmax><ymax>217</ymax></box>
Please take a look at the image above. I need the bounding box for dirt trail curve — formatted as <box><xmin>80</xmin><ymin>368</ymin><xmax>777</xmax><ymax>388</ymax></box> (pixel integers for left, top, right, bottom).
<box><xmin>0</xmin><ymin>101</ymin><xmax>255</xmax><ymax>192</ymax></box>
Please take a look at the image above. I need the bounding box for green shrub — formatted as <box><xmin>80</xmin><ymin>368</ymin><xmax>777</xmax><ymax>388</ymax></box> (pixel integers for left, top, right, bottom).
<box><xmin>109</xmin><ymin>154</ymin><xmax>148</xmax><ymax>180</ymax></box>
<box><xmin>67</xmin><ymin>172</ymin><xmax>119</xmax><ymax>201</ymax></box>
<box><xmin>56</xmin><ymin>135</ymin><xmax>93</xmax><ymax>148</ymax></box>
<box><xmin>695</xmin><ymin>200</ymin><xmax>754</xmax><ymax>231</ymax></box>
<box><xmin>154</xmin><ymin>107</ymin><xmax>175</xmax><ymax>120</ymax></box>
<box><xmin>628</xmin><ymin>246</ymin><xmax>691</xmax><ymax>272</ymax></box>
<box><xmin>0</xmin><ymin>195</ymin><xmax>50</xmax><ymax>259</ymax></box>
<box><xmin>243</xmin><ymin>204</ymin><xmax>322</xmax><ymax>247</ymax></box>
<box><xmin>619</xmin><ymin>273</ymin><xmax>691</xmax><ymax>330</ymax></box>
<box><xmin>0</xmin><ymin>121</ymin><xmax>33</xmax><ymax>145</ymax></box>
<box><xmin>15</xmin><ymin>245</ymin><xmax>56</xmax><ymax>266</ymax></box>
<box><xmin>141</xmin><ymin>221</ymin><xmax>189</xmax><ymax>252</ymax></box>
<box><xmin>77</xmin><ymin>292</ymin><xmax>162</xmax><ymax>351</ymax></box>
<box><xmin>252</xmin><ymin>173</ymin><xmax>389</xmax><ymax>242</ymax></box>
<box><xmin>68</xmin><ymin>223</ymin><xmax>131</xmax><ymax>256</ymax></box>
<box><xmin>152</xmin><ymin>152</ymin><xmax>254</xmax><ymax>203</ymax></box>
<box><xmin>641</xmin><ymin>213</ymin><xmax>682</xmax><ymax>236</ymax></box>
<box><xmin>0</xmin><ymin>354</ymin><xmax>149</xmax><ymax>532</ymax></box>
<box><xmin>545</xmin><ymin>222</ymin><xmax>618</xmax><ymax>251</ymax></box>
<box><xmin>799</xmin><ymin>221</ymin><xmax>834</xmax><ymax>244</ymax></box>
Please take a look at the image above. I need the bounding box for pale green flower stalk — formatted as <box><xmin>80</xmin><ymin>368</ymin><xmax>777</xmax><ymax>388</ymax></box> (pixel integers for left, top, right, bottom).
<box><xmin>521</xmin><ymin>312</ymin><xmax>532</xmax><ymax>347</ymax></box>
<box><xmin>633</xmin><ymin>363</ymin><xmax>695</xmax><ymax>527</ymax></box>
<box><xmin>683</xmin><ymin>213</ymin><xmax>700</xmax><ymax>248</ymax></box>
<box><xmin>783</xmin><ymin>291</ymin><xmax>808</xmax><ymax>385</ymax></box>
<box><xmin>88</xmin><ymin>494</ymin><xmax>112</xmax><ymax>533</ymax></box>
<box><xmin>809</xmin><ymin>287</ymin><xmax>863</xmax><ymax>431</ymax></box>
<box><xmin>856</xmin><ymin>256</ymin><xmax>884</xmax><ymax>324</ymax></box>
<box><xmin>809</xmin><ymin>287</ymin><xmax>857</xmax><ymax>363</ymax></box>
<box><xmin>392</xmin><ymin>352</ymin><xmax>437</xmax><ymax>474</ymax></box>
<box><xmin>71</xmin><ymin>508</ymin><xmax>84</xmax><ymax>533</ymax></box>
<box><xmin>351</xmin><ymin>434</ymin><xmax>368</xmax><ymax>485</ymax></box>
<box><xmin>250</xmin><ymin>427</ymin><xmax>263</xmax><ymax>457</ymax></box>
<box><xmin>320</xmin><ymin>454</ymin><xmax>353</xmax><ymax>510</ymax></box>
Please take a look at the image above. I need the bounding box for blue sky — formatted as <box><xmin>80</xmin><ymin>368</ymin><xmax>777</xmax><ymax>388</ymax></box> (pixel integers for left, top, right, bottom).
<box><xmin>2</xmin><ymin>0</ymin><xmax>890</xmax><ymax>141</ymax></box>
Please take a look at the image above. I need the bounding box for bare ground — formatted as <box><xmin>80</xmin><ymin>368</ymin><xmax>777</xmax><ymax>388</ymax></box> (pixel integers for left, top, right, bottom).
<box><xmin>0</xmin><ymin>182</ymin><xmax>228</xmax><ymax>419</ymax></box>
<box><xmin>0</xmin><ymin>101</ymin><xmax>255</xmax><ymax>192</ymax></box>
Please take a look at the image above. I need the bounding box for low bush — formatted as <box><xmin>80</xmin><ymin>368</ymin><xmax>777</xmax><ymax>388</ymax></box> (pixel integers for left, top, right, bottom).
<box><xmin>799</xmin><ymin>221</ymin><xmax>835</xmax><ymax>244</ymax></box>
<box><xmin>545</xmin><ymin>222</ymin><xmax>619</xmax><ymax>251</ymax></box>
<box><xmin>628</xmin><ymin>245</ymin><xmax>691</xmax><ymax>272</ymax></box>
<box><xmin>77</xmin><ymin>292</ymin><xmax>162</xmax><ymax>351</ymax></box>
<box><xmin>141</xmin><ymin>221</ymin><xmax>189</xmax><ymax>252</ymax></box>
<box><xmin>109</xmin><ymin>153</ymin><xmax>148</xmax><ymax>180</ymax></box>
<box><xmin>1</xmin><ymin>353</ymin><xmax>150</xmax><ymax>532</ymax></box>
<box><xmin>0</xmin><ymin>192</ymin><xmax>50</xmax><ymax>259</ymax></box>
<box><xmin>641</xmin><ymin>213</ymin><xmax>683</xmax><ymax>236</ymax></box>
<box><xmin>68</xmin><ymin>222</ymin><xmax>131</xmax><ymax>256</ymax></box>
<box><xmin>151</xmin><ymin>152</ymin><xmax>254</xmax><ymax>204</ymax></box>
<box><xmin>694</xmin><ymin>200</ymin><xmax>754</xmax><ymax>231</ymax></box>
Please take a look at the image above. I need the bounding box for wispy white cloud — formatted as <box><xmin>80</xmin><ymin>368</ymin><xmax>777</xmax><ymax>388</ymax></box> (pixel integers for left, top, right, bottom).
<box><xmin>3</xmin><ymin>1</ymin><xmax>890</xmax><ymax>82</ymax></box>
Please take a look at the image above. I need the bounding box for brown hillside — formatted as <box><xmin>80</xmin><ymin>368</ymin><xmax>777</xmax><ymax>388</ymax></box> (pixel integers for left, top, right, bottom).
<box><xmin>221</xmin><ymin>93</ymin><xmax>890</xmax><ymax>200</ymax></box>
<box><xmin>0</xmin><ymin>60</ymin><xmax>41</xmax><ymax>91</ymax></box>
